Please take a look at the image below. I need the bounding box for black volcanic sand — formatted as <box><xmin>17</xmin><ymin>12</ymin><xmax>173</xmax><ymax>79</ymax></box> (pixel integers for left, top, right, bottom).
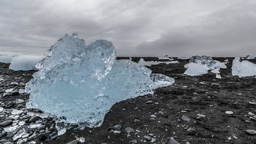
<box><xmin>1</xmin><ymin>57</ymin><xmax>256</xmax><ymax>144</ymax></box>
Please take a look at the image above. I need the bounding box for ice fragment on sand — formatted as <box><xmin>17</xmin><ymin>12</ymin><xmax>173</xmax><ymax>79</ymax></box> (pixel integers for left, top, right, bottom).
<box><xmin>9</xmin><ymin>55</ymin><xmax>44</xmax><ymax>71</ymax></box>
<box><xmin>184</xmin><ymin>63</ymin><xmax>208</xmax><ymax>76</ymax></box>
<box><xmin>0</xmin><ymin>55</ymin><xmax>14</xmax><ymax>63</ymax></box>
<box><xmin>184</xmin><ymin>56</ymin><xmax>226</xmax><ymax>78</ymax></box>
<box><xmin>25</xmin><ymin>34</ymin><xmax>175</xmax><ymax>131</ymax></box>
<box><xmin>232</xmin><ymin>57</ymin><xmax>256</xmax><ymax>77</ymax></box>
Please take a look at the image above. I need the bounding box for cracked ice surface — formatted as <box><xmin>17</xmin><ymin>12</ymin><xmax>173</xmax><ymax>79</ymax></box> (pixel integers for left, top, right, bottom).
<box><xmin>25</xmin><ymin>34</ymin><xmax>174</xmax><ymax>129</ymax></box>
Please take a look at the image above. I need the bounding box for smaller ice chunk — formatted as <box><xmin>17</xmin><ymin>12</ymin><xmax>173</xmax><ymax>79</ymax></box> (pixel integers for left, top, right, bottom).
<box><xmin>158</xmin><ymin>55</ymin><xmax>170</xmax><ymax>60</ymax></box>
<box><xmin>246</xmin><ymin>55</ymin><xmax>255</xmax><ymax>59</ymax></box>
<box><xmin>184</xmin><ymin>63</ymin><xmax>208</xmax><ymax>76</ymax></box>
<box><xmin>184</xmin><ymin>56</ymin><xmax>226</xmax><ymax>78</ymax></box>
<box><xmin>151</xmin><ymin>73</ymin><xmax>175</xmax><ymax>89</ymax></box>
<box><xmin>138</xmin><ymin>58</ymin><xmax>160</xmax><ymax>66</ymax></box>
<box><xmin>0</xmin><ymin>55</ymin><xmax>14</xmax><ymax>63</ymax></box>
<box><xmin>9</xmin><ymin>55</ymin><xmax>45</xmax><ymax>71</ymax></box>
<box><xmin>232</xmin><ymin>57</ymin><xmax>256</xmax><ymax>77</ymax></box>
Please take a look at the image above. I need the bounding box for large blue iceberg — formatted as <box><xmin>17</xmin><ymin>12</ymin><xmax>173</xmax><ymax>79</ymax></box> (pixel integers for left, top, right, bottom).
<box><xmin>25</xmin><ymin>34</ymin><xmax>174</xmax><ymax>129</ymax></box>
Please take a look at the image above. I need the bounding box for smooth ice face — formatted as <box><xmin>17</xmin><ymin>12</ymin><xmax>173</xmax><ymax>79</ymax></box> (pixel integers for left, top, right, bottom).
<box><xmin>184</xmin><ymin>63</ymin><xmax>208</xmax><ymax>76</ymax></box>
<box><xmin>9</xmin><ymin>55</ymin><xmax>44</xmax><ymax>71</ymax></box>
<box><xmin>232</xmin><ymin>57</ymin><xmax>256</xmax><ymax>77</ymax></box>
<box><xmin>26</xmin><ymin>34</ymin><xmax>174</xmax><ymax>129</ymax></box>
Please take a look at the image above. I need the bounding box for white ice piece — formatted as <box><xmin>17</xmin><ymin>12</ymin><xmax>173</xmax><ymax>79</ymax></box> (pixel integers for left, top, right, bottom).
<box><xmin>184</xmin><ymin>63</ymin><xmax>208</xmax><ymax>76</ymax></box>
<box><xmin>246</xmin><ymin>55</ymin><xmax>255</xmax><ymax>59</ymax></box>
<box><xmin>232</xmin><ymin>57</ymin><xmax>256</xmax><ymax>77</ymax></box>
<box><xmin>184</xmin><ymin>56</ymin><xmax>226</xmax><ymax>78</ymax></box>
<box><xmin>0</xmin><ymin>55</ymin><xmax>14</xmax><ymax>63</ymax></box>
<box><xmin>138</xmin><ymin>58</ymin><xmax>160</xmax><ymax>66</ymax></box>
<box><xmin>0</xmin><ymin>107</ymin><xmax>4</xmax><ymax>112</ymax></box>
<box><xmin>158</xmin><ymin>55</ymin><xmax>170</xmax><ymax>60</ymax></box>
<box><xmin>9</xmin><ymin>55</ymin><xmax>44</xmax><ymax>71</ymax></box>
<box><xmin>26</xmin><ymin>34</ymin><xmax>174</xmax><ymax>130</ymax></box>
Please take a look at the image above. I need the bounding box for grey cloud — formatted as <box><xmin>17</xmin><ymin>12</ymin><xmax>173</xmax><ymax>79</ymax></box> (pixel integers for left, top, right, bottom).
<box><xmin>0</xmin><ymin>0</ymin><xmax>255</xmax><ymax>56</ymax></box>
<box><xmin>135</xmin><ymin>1</ymin><xmax>256</xmax><ymax>57</ymax></box>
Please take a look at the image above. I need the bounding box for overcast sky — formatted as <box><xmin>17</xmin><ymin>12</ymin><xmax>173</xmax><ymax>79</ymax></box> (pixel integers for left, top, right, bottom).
<box><xmin>0</xmin><ymin>0</ymin><xmax>255</xmax><ymax>56</ymax></box>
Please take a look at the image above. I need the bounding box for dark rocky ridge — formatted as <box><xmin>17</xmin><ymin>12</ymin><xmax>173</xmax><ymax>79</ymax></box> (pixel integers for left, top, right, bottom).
<box><xmin>0</xmin><ymin>57</ymin><xmax>256</xmax><ymax>143</ymax></box>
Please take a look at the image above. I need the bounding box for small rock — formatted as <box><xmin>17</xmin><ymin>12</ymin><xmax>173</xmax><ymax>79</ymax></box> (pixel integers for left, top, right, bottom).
<box><xmin>144</xmin><ymin>135</ymin><xmax>152</xmax><ymax>141</ymax></box>
<box><xmin>248</xmin><ymin>112</ymin><xmax>255</xmax><ymax>116</ymax></box>
<box><xmin>18</xmin><ymin>121</ymin><xmax>25</xmax><ymax>126</ymax></box>
<box><xmin>10</xmin><ymin>82</ymin><xmax>18</xmax><ymax>86</ymax></box>
<box><xmin>3</xmin><ymin>92</ymin><xmax>11</xmax><ymax>97</ymax></box>
<box><xmin>29</xmin><ymin>116</ymin><xmax>41</xmax><ymax>122</ymax></box>
<box><xmin>67</xmin><ymin>140</ymin><xmax>79</xmax><ymax>144</ymax></box>
<box><xmin>15</xmin><ymin>99</ymin><xmax>24</xmax><ymax>104</ymax></box>
<box><xmin>246</xmin><ymin>130</ymin><xmax>256</xmax><ymax>135</ymax></box>
<box><xmin>11</xmin><ymin>109</ymin><xmax>23</xmax><ymax>115</ymax></box>
<box><xmin>37</xmin><ymin>133</ymin><xmax>48</xmax><ymax>141</ymax></box>
<box><xmin>225</xmin><ymin>111</ymin><xmax>233</xmax><ymax>115</ymax></box>
<box><xmin>19</xmin><ymin>89</ymin><xmax>25</xmax><ymax>94</ymax></box>
<box><xmin>146</xmin><ymin>100</ymin><xmax>153</xmax><ymax>104</ymax></box>
<box><xmin>249</xmin><ymin>101</ymin><xmax>256</xmax><ymax>105</ymax></box>
<box><xmin>168</xmin><ymin>137</ymin><xmax>180</xmax><ymax>144</ymax></box>
<box><xmin>5</xmin><ymin>88</ymin><xmax>14</xmax><ymax>93</ymax></box>
<box><xmin>182</xmin><ymin>115</ymin><xmax>190</xmax><ymax>122</ymax></box>
<box><xmin>0</xmin><ymin>107</ymin><xmax>3</xmax><ymax>112</ymax></box>
<box><xmin>75</xmin><ymin>136</ymin><xmax>85</xmax><ymax>143</ymax></box>
<box><xmin>4</xmin><ymin>102</ymin><xmax>15</xmax><ymax>108</ymax></box>
<box><xmin>51</xmin><ymin>135</ymin><xmax>58</xmax><ymax>140</ymax></box>
<box><xmin>125</xmin><ymin>127</ymin><xmax>134</xmax><ymax>133</ymax></box>
<box><xmin>232</xmin><ymin>134</ymin><xmax>238</xmax><ymax>139</ymax></box>
<box><xmin>12</xmin><ymin>91</ymin><xmax>19</xmax><ymax>96</ymax></box>
<box><xmin>58</xmin><ymin>128</ymin><xmax>67</xmax><ymax>136</ymax></box>
<box><xmin>0</xmin><ymin>120</ymin><xmax>13</xmax><ymax>127</ymax></box>
<box><xmin>113</xmin><ymin>125</ymin><xmax>122</xmax><ymax>130</ymax></box>
<box><xmin>186</xmin><ymin>127</ymin><xmax>196</xmax><ymax>135</ymax></box>
<box><xmin>197</xmin><ymin>114</ymin><xmax>206</xmax><ymax>119</ymax></box>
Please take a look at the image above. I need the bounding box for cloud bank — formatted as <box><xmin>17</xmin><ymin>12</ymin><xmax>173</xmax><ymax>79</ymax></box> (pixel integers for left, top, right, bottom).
<box><xmin>0</xmin><ymin>0</ymin><xmax>255</xmax><ymax>56</ymax></box>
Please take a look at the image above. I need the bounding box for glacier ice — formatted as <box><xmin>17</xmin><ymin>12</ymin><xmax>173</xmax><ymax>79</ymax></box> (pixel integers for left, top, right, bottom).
<box><xmin>0</xmin><ymin>55</ymin><xmax>14</xmax><ymax>63</ymax></box>
<box><xmin>25</xmin><ymin>34</ymin><xmax>174</xmax><ymax>130</ymax></box>
<box><xmin>232</xmin><ymin>57</ymin><xmax>256</xmax><ymax>77</ymax></box>
<box><xmin>184</xmin><ymin>56</ymin><xmax>226</xmax><ymax>78</ymax></box>
<box><xmin>9</xmin><ymin>55</ymin><xmax>44</xmax><ymax>71</ymax></box>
